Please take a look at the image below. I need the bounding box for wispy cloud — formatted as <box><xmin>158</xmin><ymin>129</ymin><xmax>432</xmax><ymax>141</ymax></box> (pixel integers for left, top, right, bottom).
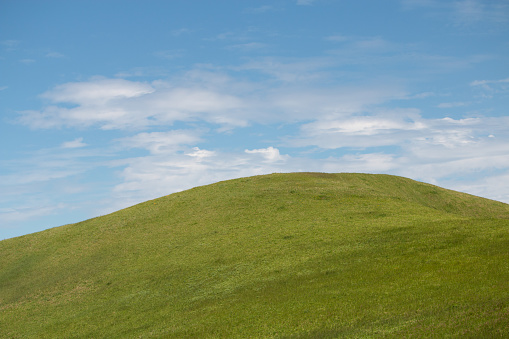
<box><xmin>452</xmin><ymin>172</ymin><xmax>509</xmax><ymax>204</ymax></box>
<box><xmin>227</xmin><ymin>42</ymin><xmax>267</xmax><ymax>51</ymax></box>
<box><xmin>154</xmin><ymin>50</ymin><xmax>184</xmax><ymax>60</ymax></box>
<box><xmin>61</xmin><ymin>137</ymin><xmax>87</xmax><ymax>148</ymax></box>
<box><xmin>116</xmin><ymin>130</ymin><xmax>202</xmax><ymax>154</ymax></box>
<box><xmin>324</xmin><ymin>34</ymin><xmax>349</xmax><ymax>42</ymax></box>
<box><xmin>400</xmin><ymin>0</ymin><xmax>509</xmax><ymax>25</ymax></box>
<box><xmin>297</xmin><ymin>0</ymin><xmax>316</xmax><ymax>5</ymax></box>
<box><xmin>453</xmin><ymin>0</ymin><xmax>509</xmax><ymax>25</ymax></box>
<box><xmin>114</xmin><ymin>67</ymin><xmax>170</xmax><ymax>78</ymax></box>
<box><xmin>0</xmin><ymin>143</ymin><xmax>117</xmax><ymax>236</ymax></box>
<box><xmin>471</xmin><ymin>77</ymin><xmax>509</xmax><ymax>90</ymax></box>
<box><xmin>294</xmin><ymin>113</ymin><xmax>506</xmax><ymax>150</ymax></box>
<box><xmin>41</xmin><ymin>77</ymin><xmax>155</xmax><ymax>105</ymax></box>
<box><xmin>453</xmin><ymin>0</ymin><xmax>485</xmax><ymax>23</ymax></box>
<box><xmin>400</xmin><ymin>0</ymin><xmax>436</xmax><ymax>8</ymax></box>
<box><xmin>437</xmin><ymin>101</ymin><xmax>470</xmax><ymax>108</ymax></box>
<box><xmin>0</xmin><ymin>204</ymin><xmax>66</xmax><ymax>224</ymax></box>
<box><xmin>0</xmin><ymin>145</ymin><xmax>108</xmax><ymax>186</ymax></box>
<box><xmin>235</xmin><ymin>57</ymin><xmax>335</xmax><ymax>82</ymax></box>
<box><xmin>0</xmin><ymin>39</ymin><xmax>20</xmax><ymax>51</ymax></box>
<box><xmin>244</xmin><ymin>5</ymin><xmax>276</xmax><ymax>14</ymax></box>
<box><xmin>326</xmin><ymin>37</ymin><xmax>489</xmax><ymax>74</ymax></box>
<box><xmin>470</xmin><ymin>77</ymin><xmax>509</xmax><ymax>99</ymax></box>
<box><xmin>46</xmin><ymin>51</ymin><xmax>65</xmax><ymax>58</ymax></box>
<box><xmin>171</xmin><ymin>28</ymin><xmax>192</xmax><ymax>36</ymax></box>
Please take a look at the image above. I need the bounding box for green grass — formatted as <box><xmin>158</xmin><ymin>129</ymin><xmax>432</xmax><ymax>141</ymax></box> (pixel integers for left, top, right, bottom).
<box><xmin>1</xmin><ymin>172</ymin><xmax>509</xmax><ymax>338</ymax></box>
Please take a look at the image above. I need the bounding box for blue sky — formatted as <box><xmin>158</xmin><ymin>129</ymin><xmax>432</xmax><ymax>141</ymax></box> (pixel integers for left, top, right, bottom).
<box><xmin>1</xmin><ymin>0</ymin><xmax>509</xmax><ymax>239</ymax></box>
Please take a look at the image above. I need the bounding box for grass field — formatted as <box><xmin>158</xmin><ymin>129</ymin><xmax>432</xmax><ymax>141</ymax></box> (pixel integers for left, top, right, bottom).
<box><xmin>1</xmin><ymin>172</ymin><xmax>509</xmax><ymax>338</ymax></box>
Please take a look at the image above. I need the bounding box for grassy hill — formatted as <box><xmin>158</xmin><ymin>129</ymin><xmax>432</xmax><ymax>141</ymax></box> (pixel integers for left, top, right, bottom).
<box><xmin>1</xmin><ymin>172</ymin><xmax>509</xmax><ymax>338</ymax></box>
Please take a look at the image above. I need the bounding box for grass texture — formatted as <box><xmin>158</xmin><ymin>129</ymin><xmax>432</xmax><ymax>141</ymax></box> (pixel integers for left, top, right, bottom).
<box><xmin>1</xmin><ymin>173</ymin><xmax>509</xmax><ymax>338</ymax></box>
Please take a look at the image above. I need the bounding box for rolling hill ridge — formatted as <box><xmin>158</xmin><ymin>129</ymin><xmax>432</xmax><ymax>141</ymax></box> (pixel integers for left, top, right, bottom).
<box><xmin>1</xmin><ymin>172</ymin><xmax>509</xmax><ymax>338</ymax></box>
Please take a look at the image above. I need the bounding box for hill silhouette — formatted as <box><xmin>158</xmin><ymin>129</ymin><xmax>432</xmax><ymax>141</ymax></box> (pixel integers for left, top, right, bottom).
<box><xmin>1</xmin><ymin>172</ymin><xmax>509</xmax><ymax>338</ymax></box>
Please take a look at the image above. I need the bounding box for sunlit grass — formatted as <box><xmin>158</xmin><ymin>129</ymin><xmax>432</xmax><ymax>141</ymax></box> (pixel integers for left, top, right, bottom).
<box><xmin>1</xmin><ymin>173</ymin><xmax>508</xmax><ymax>337</ymax></box>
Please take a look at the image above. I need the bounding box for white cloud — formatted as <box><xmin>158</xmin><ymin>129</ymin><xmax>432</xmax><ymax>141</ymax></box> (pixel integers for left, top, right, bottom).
<box><xmin>268</xmin><ymin>85</ymin><xmax>406</xmax><ymax>124</ymax></box>
<box><xmin>18</xmin><ymin>69</ymin><xmax>406</xmax><ymax>130</ymax></box>
<box><xmin>282</xmin><ymin>112</ymin><xmax>509</xmax><ymax>198</ymax></box>
<box><xmin>42</xmin><ymin>78</ymin><xmax>155</xmax><ymax>105</ymax></box>
<box><xmin>414</xmin><ymin>129</ymin><xmax>476</xmax><ymax>149</ymax></box>
<box><xmin>61</xmin><ymin>137</ymin><xmax>87</xmax><ymax>148</ymax></box>
<box><xmin>398</xmin><ymin>153</ymin><xmax>509</xmax><ymax>189</ymax></box>
<box><xmin>245</xmin><ymin>147</ymin><xmax>289</xmax><ymax>162</ymax></box>
<box><xmin>19</xmin><ymin>77</ymin><xmax>248</xmax><ymax>130</ymax></box>
<box><xmin>186</xmin><ymin>147</ymin><xmax>215</xmax><ymax>159</ymax></box>
<box><xmin>18</xmin><ymin>49</ymin><xmax>487</xmax><ymax>132</ymax></box>
<box><xmin>291</xmin><ymin>109</ymin><xmax>423</xmax><ymax>149</ymax></box>
<box><xmin>292</xmin><ymin>113</ymin><xmax>509</xmax><ymax>152</ymax></box>
<box><xmin>117</xmin><ymin>130</ymin><xmax>201</xmax><ymax>154</ymax></box>
<box><xmin>304</xmin><ymin>116</ymin><xmax>424</xmax><ymax>136</ymax></box>
<box><xmin>470</xmin><ymin>77</ymin><xmax>509</xmax><ymax>95</ymax></box>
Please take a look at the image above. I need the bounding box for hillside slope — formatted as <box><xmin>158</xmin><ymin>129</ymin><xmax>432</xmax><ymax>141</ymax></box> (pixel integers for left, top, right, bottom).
<box><xmin>1</xmin><ymin>173</ymin><xmax>509</xmax><ymax>338</ymax></box>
